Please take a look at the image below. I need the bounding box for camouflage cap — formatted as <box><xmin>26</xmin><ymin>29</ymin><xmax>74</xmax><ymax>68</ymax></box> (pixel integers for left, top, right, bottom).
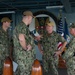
<box><xmin>46</xmin><ymin>21</ymin><xmax>54</xmax><ymax>26</ymax></box>
<box><xmin>69</xmin><ymin>23</ymin><xmax>75</xmax><ymax>28</ymax></box>
<box><xmin>1</xmin><ymin>17</ymin><xmax>12</xmax><ymax>22</ymax></box>
<box><xmin>23</xmin><ymin>10</ymin><xmax>34</xmax><ymax>17</ymax></box>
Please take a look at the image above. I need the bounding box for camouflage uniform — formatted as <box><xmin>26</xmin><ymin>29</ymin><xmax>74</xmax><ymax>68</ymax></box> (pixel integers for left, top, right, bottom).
<box><xmin>40</xmin><ymin>31</ymin><xmax>65</xmax><ymax>75</ymax></box>
<box><xmin>63</xmin><ymin>37</ymin><xmax>75</xmax><ymax>75</ymax></box>
<box><xmin>0</xmin><ymin>27</ymin><xmax>9</xmax><ymax>74</ymax></box>
<box><xmin>13</xmin><ymin>22</ymin><xmax>35</xmax><ymax>75</ymax></box>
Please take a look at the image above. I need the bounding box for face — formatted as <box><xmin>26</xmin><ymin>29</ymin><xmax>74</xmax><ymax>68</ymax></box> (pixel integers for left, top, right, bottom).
<box><xmin>28</xmin><ymin>16</ymin><xmax>33</xmax><ymax>25</ymax></box>
<box><xmin>23</xmin><ymin>16</ymin><xmax>33</xmax><ymax>26</ymax></box>
<box><xmin>3</xmin><ymin>21</ymin><xmax>11</xmax><ymax>28</ymax></box>
<box><xmin>69</xmin><ymin>28</ymin><xmax>75</xmax><ymax>36</ymax></box>
<box><xmin>6</xmin><ymin>22</ymin><xmax>11</xmax><ymax>28</ymax></box>
<box><xmin>46</xmin><ymin>25</ymin><xmax>54</xmax><ymax>34</ymax></box>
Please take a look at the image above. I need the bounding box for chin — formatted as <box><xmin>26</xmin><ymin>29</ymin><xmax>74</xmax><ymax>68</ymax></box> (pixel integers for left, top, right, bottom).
<box><xmin>48</xmin><ymin>32</ymin><xmax>51</xmax><ymax>34</ymax></box>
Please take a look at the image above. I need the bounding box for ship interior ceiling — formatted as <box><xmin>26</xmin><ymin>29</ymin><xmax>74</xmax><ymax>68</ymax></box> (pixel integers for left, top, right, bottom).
<box><xmin>0</xmin><ymin>0</ymin><xmax>75</xmax><ymax>13</ymax></box>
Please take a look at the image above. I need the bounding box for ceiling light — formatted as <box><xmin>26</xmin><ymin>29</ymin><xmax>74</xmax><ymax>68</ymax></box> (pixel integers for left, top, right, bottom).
<box><xmin>0</xmin><ymin>11</ymin><xmax>15</xmax><ymax>14</ymax></box>
<box><xmin>46</xmin><ymin>5</ymin><xmax>64</xmax><ymax>9</ymax></box>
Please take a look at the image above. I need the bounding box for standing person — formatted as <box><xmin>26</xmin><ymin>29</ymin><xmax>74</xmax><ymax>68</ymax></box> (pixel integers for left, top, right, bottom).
<box><xmin>0</xmin><ymin>17</ymin><xmax>12</xmax><ymax>74</ymax></box>
<box><xmin>38</xmin><ymin>21</ymin><xmax>67</xmax><ymax>75</ymax></box>
<box><xmin>62</xmin><ymin>23</ymin><xmax>75</xmax><ymax>75</ymax></box>
<box><xmin>13</xmin><ymin>11</ymin><xmax>36</xmax><ymax>75</ymax></box>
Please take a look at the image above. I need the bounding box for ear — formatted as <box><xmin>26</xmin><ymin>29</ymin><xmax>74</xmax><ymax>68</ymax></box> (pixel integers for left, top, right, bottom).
<box><xmin>74</xmin><ymin>28</ymin><xmax>75</xmax><ymax>32</ymax></box>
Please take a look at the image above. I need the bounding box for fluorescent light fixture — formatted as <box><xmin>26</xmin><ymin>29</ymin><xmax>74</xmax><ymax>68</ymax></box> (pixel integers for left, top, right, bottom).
<box><xmin>0</xmin><ymin>11</ymin><xmax>15</xmax><ymax>14</ymax></box>
<box><xmin>46</xmin><ymin>5</ymin><xmax>64</xmax><ymax>9</ymax></box>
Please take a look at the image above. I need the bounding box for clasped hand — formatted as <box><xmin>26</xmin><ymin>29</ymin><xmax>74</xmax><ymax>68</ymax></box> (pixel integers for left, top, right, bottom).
<box><xmin>27</xmin><ymin>44</ymin><xmax>32</xmax><ymax>51</ymax></box>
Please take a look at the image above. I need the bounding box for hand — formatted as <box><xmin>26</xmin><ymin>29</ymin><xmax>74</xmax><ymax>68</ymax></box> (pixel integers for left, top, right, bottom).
<box><xmin>35</xmin><ymin>35</ymin><xmax>43</xmax><ymax>41</ymax></box>
<box><xmin>54</xmin><ymin>50</ymin><xmax>62</xmax><ymax>56</ymax></box>
<box><xmin>27</xmin><ymin>44</ymin><xmax>32</xmax><ymax>51</ymax></box>
<box><xmin>40</xmin><ymin>50</ymin><xmax>43</xmax><ymax>55</ymax></box>
<box><xmin>63</xmin><ymin>59</ymin><xmax>66</xmax><ymax>63</ymax></box>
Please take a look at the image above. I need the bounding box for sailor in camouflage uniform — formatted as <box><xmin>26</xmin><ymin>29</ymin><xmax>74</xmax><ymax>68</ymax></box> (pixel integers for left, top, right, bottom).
<box><xmin>62</xmin><ymin>23</ymin><xmax>75</xmax><ymax>75</ymax></box>
<box><xmin>13</xmin><ymin>11</ymin><xmax>36</xmax><ymax>75</ymax></box>
<box><xmin>0</xmin><ymin>17</ymin><xmax>12</xmax><ymax>74</ymax></box>
<box><xmin>38</xmin><ymin>22</ymin><xmax>67</xmax><ymax>75</ymax></box>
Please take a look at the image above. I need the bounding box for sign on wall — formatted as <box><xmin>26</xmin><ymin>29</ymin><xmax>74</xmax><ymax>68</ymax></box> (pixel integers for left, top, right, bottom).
<box><xmin>35</xmin><ymin>17</ymin><xmax>49</xmax><ymax>34</ymax></box>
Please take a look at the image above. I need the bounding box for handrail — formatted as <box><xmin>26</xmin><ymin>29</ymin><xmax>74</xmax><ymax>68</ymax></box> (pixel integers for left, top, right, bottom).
<box><xmin>3</xmin><ymin>56</ymin><xmax>13</xmax><ymax>75</ymax></box>
<box><xmin>31</xmin><ymin>59</ymin><xmax>43</xmax><ymax>75</ymax></box>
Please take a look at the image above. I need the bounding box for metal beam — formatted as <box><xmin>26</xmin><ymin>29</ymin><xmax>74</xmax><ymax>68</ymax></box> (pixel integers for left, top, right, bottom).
<box><xmin>0</xmin><ymin>0</ymin><xmax>13</xmax><ymax>1</ymax></box>
<box><xmin>61</xmin><ymin>0</ymin><xmax>72</xmax><ymax>13</ymax></box>
<box><xmin>0</xmin><ymin>1</ymin><xmax>20</xmax><ymax>11</ymax></box>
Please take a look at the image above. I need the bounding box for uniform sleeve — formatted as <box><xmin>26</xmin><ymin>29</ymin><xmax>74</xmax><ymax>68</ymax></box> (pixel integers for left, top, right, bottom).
<box><xmin>58</xmin><ymin>34</ymin><xmax>66</xmax><ymax>43</ymax></box>
<box><xmin>17</xmin><ymin>23</ymin><xmax>27</xmax><ymax>35</ymax></box>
